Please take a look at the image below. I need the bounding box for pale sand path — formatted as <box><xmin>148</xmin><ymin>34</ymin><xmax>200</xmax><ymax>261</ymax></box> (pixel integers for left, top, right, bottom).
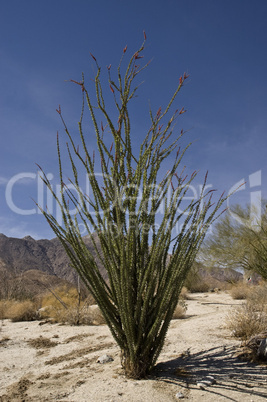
<box><xmin>0</xmin><ymin>292</ymin><xmax>266</xmax><ymax>401</ymax></box>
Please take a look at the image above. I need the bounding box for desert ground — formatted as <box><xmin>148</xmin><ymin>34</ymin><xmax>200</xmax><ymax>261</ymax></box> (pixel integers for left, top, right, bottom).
<box><xmin>0</xmin><ymin>291</ymin><xmax>266</xmax><ymax>401</ymax></box>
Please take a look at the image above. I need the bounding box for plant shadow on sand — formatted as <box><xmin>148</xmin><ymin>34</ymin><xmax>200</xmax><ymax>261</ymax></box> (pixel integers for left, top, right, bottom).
<box><xmin>152</xmin><ymin>345</ymin><xmax>267</xmax><ymax>400</ymax></box>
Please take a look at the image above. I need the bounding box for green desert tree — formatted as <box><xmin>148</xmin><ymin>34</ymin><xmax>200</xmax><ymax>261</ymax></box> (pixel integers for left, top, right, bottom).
<box><xmin>201</xmin><ymin>203</ymin><xmax>267</xmax><ymax>280</ymax></box>
<box><xmin>38</xmin><ymin>35</ymin><xmax>228</xmax><ymax>378</ymax></box>
<box><xmin>241</xmin><ymin>205</ymin><xmax>267</xmax><ymax>280</ymax></box>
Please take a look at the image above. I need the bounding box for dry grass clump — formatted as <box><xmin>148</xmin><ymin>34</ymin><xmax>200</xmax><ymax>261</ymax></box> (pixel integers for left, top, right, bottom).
<box><xmin>0</xmin><ymin>284</ymin><xmax>102</xmax><ymax>325</ymax></box>
<box><xmin>188</xmin><ymin>281</ymin><xmax>210</xmax><ymax>293</ymax></box>
<box><xmin>184</xmin><ymin>265</ymin><xmax>214</xmax><ymax>293</ymax></box>
<box><xmin>83</xmin><ymin>304</ymin><xmax>106</xmax><ymax>325</ymax></box>
<box><xmin>0</xmin><ymin>300</ymin><xmax>14</xmax><ymax>320</ymax></box>
<box><xmin>247</xmin><ymin>282</ymin><xmax>267</xmax><ymax>307</ymax></box>
<box><xmin>28</xmin><ymin>336</ymin><xmax>58</xmax><ymax>349</ymax></box>
<box><xmin>0</xmin><ymin>300</ymin><xmax>39</xmax><ymax>322</ymax></box>
<box><xmin>229</xmin><ymin>282</ymin><xmax>251</xmax><ymax>300</ymax></box>
<box><xmin>226</xmin><ymin>283</ymin><xmax>267</xmax><ymax>340</ymax></box>
<box><xmin>180</xmin><ymin>286</ymin><xmax>190</xmax><ymax>300</ymax></box>
<box><xmin>172</xmin><ymin>300</ymin><xmax>187</xmax><ymax>319</ymax></box>
<box><xmin>226</xmin><ymin>303</ymin><xmax>266</xmax><ymax>339</ymax></box>
<box><xmin>40</xmin><ymin>285</ymin><xmax>105</xmax><ymax>325</ymax></box>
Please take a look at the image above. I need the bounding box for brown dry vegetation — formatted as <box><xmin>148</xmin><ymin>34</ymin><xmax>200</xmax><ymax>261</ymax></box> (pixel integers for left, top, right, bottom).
<box><xmin>226</xmin><ymin>282</ymin><xmax>267</xmax><ymax>340</ymax></box>
<box><xmin>0</xmin><ymin>284</ymin><xmax>105</xmax><ymax>326</ymax></box>
<box><xmin>229</xmin><ymin>282</ymin><xmax>252</xmax><ymax>300</ymax></box>
<box><xmin>0</xmin><ymin>299</ymin><xmax>39</xmax><ymax>322</ymax></box>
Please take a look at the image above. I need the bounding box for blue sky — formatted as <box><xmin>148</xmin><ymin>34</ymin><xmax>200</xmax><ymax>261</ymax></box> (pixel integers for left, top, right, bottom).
<box><xmin>1</xmin><ymin>0</ymin><xmax>267</xmax><ymax>239</ymax></box>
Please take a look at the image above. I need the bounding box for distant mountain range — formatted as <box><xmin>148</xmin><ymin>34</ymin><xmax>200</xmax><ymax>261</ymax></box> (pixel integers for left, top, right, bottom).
<box><xmin>0</xmin><ymin>233</ymin><xmax>243</xmax><ymax>299</ymax></box>
<box><xmin>0</xmin><ymin>233</ymin><xmax>105</xmax><ymax>298</ymax></box>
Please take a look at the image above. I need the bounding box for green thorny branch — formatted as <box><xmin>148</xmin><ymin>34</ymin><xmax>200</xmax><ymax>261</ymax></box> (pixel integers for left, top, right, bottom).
<box><xmin>38</xmin><ymin>33</ymin><xmax>228</xmax><ymax>378</ymax></box>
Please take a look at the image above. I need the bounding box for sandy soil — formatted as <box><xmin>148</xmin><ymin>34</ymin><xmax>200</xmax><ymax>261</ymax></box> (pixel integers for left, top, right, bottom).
<box><xmin>0</xmin><ymin>292</ymin><xmax>266</xmax><ymax>401</ymax></box>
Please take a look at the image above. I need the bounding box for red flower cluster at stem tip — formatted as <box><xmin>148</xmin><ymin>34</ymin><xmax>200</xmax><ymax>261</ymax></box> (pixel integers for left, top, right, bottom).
<box><xmin>134</xmin><ymin>52</ymin><xmax>144</xmax><ymax>60</ymax></box>
<box><xmin>69</xmin><ymin>79</ymin><xmax>85</xmax><ymax>92</ymax></box>
<box><xmin>179</xmin><ymin>72</ymin><xmax>189</xmax><ymax>86</ymax></box>
<box><xmin>90</xmin><ymin>52</ymin><xmax>96</xmax><ymax>61</ymax></box>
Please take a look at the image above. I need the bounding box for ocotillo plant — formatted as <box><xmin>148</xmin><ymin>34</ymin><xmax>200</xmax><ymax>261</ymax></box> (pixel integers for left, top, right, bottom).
<box><xmin>39</xmin><ymin>34</ymin><xmax>227</xmax><ymax>378</ymax></box>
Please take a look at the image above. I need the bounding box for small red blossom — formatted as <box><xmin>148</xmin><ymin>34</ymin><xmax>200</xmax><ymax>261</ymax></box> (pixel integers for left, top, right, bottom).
<box><xmin>123</xmin><ymin>45</ymin><xmax>127</xmax><ymax>53</ymax></box>
<box><xmin>56</xmin><ymin>105</ymin><xmax>61</xmax><ymax>114</ymax></box>
<box><xmin>90</xmin><ymin>52</ymin><xmax>96</xmax><ymax>61</ymax></box>
<box><xmin>179</xmin><ymin>76</ymin><xmax>183</xmax><ymax>85</ymax></box>
<box><xmin>109</xmin><ymin>84</ymin><xmax>114</xmax><ymax>94</ymax></box>
<box><xmin>134</xmin><ymin>52</ymin><xmax>144</xmax><ymax>60</ymax></box>
<box><xmin>156</xmin><ymin>107</ymin><xmax>162</xmax><ymax>118</ymax></box>
<box><xmin>143</xmin><ymin>30</ymin><xmax>147</xmax><ymax>40</ymax></box>
<box><xmin>179</xmin><ymin>107</ymin><xmax>186</xmax><ymax>115</ymax></box>
<box><xmin>69</xmin><ymin>79</ymin><xmax>85</xmax><ymax>92</ymax></box>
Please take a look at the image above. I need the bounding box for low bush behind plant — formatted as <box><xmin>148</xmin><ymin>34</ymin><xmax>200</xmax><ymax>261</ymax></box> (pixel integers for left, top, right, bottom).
<box><xmin>229</xmin><ymin>282</ymin><xmax>252</xmax><ymax>300</ymax></box>
<box><xmin>226</xmin><ymin>283</ymin><xmax>267</xmax><ymax>340</ymax></box>
<box><xmin>172</xmin><ymin>299</ymin><xmax>187</xmax><ymax>319</ymax></box>
<box><xmin>40</xmin><ymin>285</ymin><xmax>104</xmax><ymax>325</ymax></box>
<box><xmin>4</xmin><ymin>300</ymin><xmax>39</xmax><ymax>322</ymax></box>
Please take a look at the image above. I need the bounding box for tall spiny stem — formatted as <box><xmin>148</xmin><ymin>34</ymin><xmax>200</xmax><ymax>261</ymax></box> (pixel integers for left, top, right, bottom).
<box><xmin>39</xmin><ymin>34</ymin><xmax>228</xmax><ymax>379</ymax></box>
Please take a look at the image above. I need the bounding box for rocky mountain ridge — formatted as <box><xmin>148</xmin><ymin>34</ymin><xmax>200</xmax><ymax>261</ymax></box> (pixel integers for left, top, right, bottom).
<box><xmin>0</xmin><ymin>233</ymin><xmax>103</xmax><ymax>298</ymax></box>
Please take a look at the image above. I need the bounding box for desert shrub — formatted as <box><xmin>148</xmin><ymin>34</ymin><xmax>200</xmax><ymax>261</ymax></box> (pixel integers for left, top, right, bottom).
<box><xmin>226</xmin><ymin>303</ymin><xmax>266</xmax><ymax>339</ymax></box>
<box><xmin>82</xmin><ymin>305</ymin><xmax>106</xmax><ymax>325</ymax></box>
<box><xmin>247</xmin><ymin>282</ymin><xmax>267</xmax><ymax>310</ymax></box>
<box><xmin>184</xmin><ymin>263</ymin><xmax>211</xmax><ymax>292</ymax></box>
<box><xmin>40</xmin><ymin>285</ymin><xmax>82</xmax><ymax>323</ymax></box>
<box><xmin>187</xmin><ymin>280</ymin><xmax>210</xmax><ymax>293</ymax></box>
<box><xmin>172</xmin><ymin>300</ymin><xmax>187</xmax><ymax>319</ymax></box>
<box><xmin>180</xmin><ymin>286</ymin><xmax>190</xmax><ymax>300</ymax></box>
<box><xmin>229</xmin><ymin>282</ymin><xmax>251</xmax><ymax>300</ymax></box>
<box><xmin>6</xmin><ymin>300</ymin><xmax>39</xmax><ymax>322</ymax></box>
<box><xmin>53</xmin><ymin>304</ymin><xmax>105</xmax><ymax>326</ymax></box>
<box><xmin>0</xmin><ymin>300</ymin><xmax>13</xmax><ymax>320</ymax></box>
<box><xmin>41</xmin><ymin>285</ymin><xmax>77</xmax><ymax>311</ymax></box>
<box><xmin>40</xmin><ymin>285</ymin><xmax>104</xmax><ymax>325</ymax></box>
<box><xmin>226</xmin><ymin>283</ymin><xmax>267</xmax><ymax>340</ymax></box>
